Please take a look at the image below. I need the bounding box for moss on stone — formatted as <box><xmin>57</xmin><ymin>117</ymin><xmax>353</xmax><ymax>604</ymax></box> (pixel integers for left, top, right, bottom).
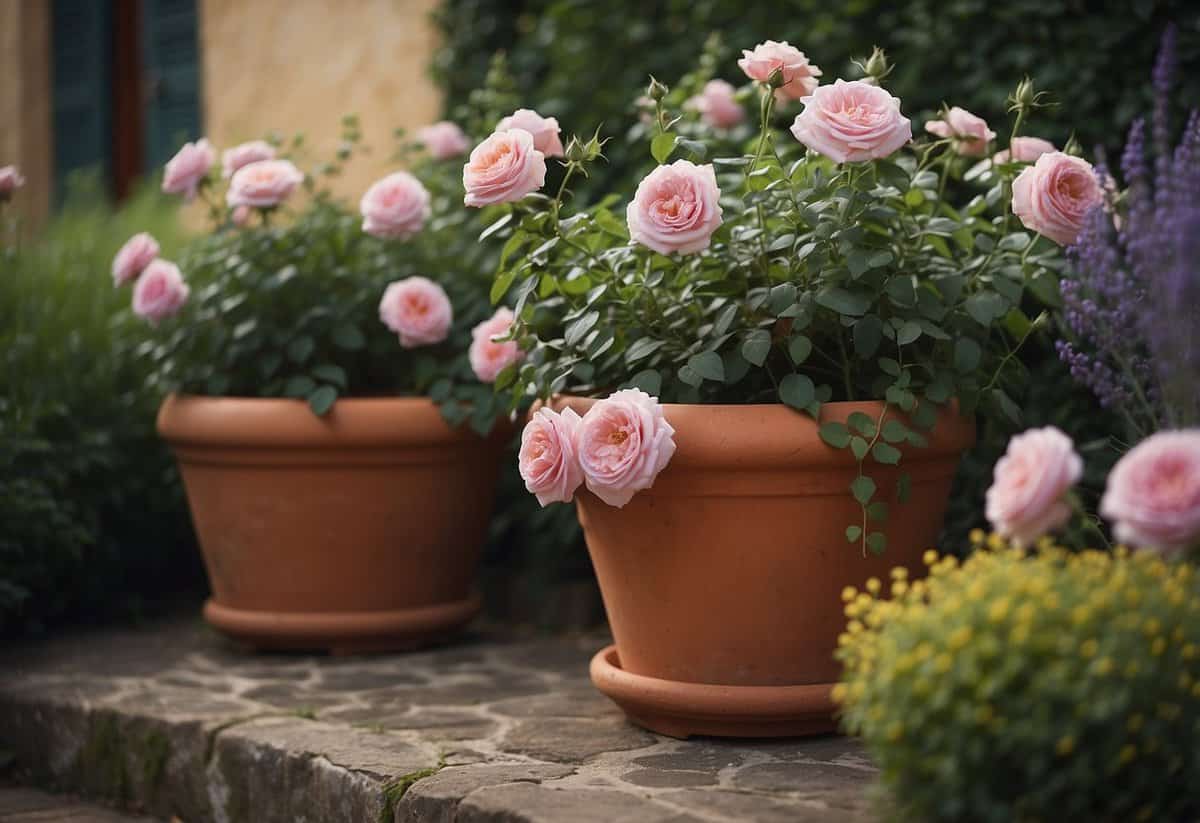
<box><xmin>139</xmin><ymin>729</ymin><xmax>170</xmax><ymax>793</ymax></box>
<box><xmin>77</xmin><ymin>712</ymin><xmax>129</xmax><ymax>802</ymax></box>
<box><xmin>378</xmin><ymin>757</ymin><xmax>446</xmax><ymax>823</ymax></box>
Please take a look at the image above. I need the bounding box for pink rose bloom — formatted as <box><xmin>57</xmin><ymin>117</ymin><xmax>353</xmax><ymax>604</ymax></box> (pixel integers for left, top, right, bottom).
<box><xmin>1011</xmin><ymin>152</ymin><xmax>1103</xmax><ymax>246</ymax></box>
<box><xmin>985</xmin><ymin>426</ymin><xmax>1083</xmax><ymax>547</ymax></box>
<box><xmin>789</xmin><ymin>80</ymin><xmax>911</xmax><ymax>163</ymax></box>
<box><xmin>626</xmin><ymin>160</ymin><xmax>723</xmax><ymax>255</ymax></box>
<box><xmin>469</xmin><ymin>307</ymin><xmax>523</xmax><ymax>383</ymax></box>
<box><xmin>161</xmin><ymin>139</ymin><xmax>214</xmax><ymax>201</ymax></box>
<box><xmin>378</xmin><ymin>276</ymin><xmax>453</xmax><ymax>348</ymax></box>
<box><xmin>1100</xmin><ymin>431</ymin><xmax>1200</xmax><ymax>558</ymax></box>
<box><xmin>226</xmin><ymin>159</ymin><xmax>304</xmax><ymax>209</ymax></box>
<box><xmin>417</xmin><ymin>121</ymin><xmax>471</xmax><ymax>160</ymax></box>
<box><xmin>360</xmin><ymin>171</ymin><xmax>431</xmax><ymax>239</ymax></box>
<box><xmin>0</xmin><ymin>165</ymin><xmax>25</xmax><ymax>200</ymax></box>
<box><xmin>221</xmin><ymin>140</ymin><xmax>275</xmax><ymax>179</ymax></box>
<box><xmin>994</xmin><ymin>136</ymin><xmax>1056</xmax><ymax>164</ymax></box>
<box><xmin>496</xmin><ymin>108</ymin><xmax>565</xmax><ymax>157</ymax></box>
<box><xmin>924</xmin><ymin>107</ymin><xmax>996</xmax><ymax>157</ymax></box>
<box><xmin>518</xmin><ymin>406</ymin><xmax>584</xmax><ymax>507</ymax></box>
<box><xmin>577</xmin><ymin>389</ymin><xmax>676</xmax><ymax>508</ymax></box>
<box><xmin>231</xmin><ymin>205</ymin><xmax>252</xmax><ymax>227</ymax></box>
<box><xmin>737</xmin><ymin>40</ymin><xmax>822</xmax><ymax>101</ymax></box>
<box><xmin>132</xmin><ymin>259</ymin><xmax>189</xmax><ymax>324</ymax></box>
<box><xmin>111</xmin><ymin>232</ymin><xmax>160</xmax><ymax>287</ymax></box>
<box><xmin>687</xmin><ymin>80</ymin><xmax>745</xmax><ymax>130</ymax></box>
<box><xmin>462</xmin><ymin>129</ymin><xmax>547</xmax><ymax>207</ymax></box>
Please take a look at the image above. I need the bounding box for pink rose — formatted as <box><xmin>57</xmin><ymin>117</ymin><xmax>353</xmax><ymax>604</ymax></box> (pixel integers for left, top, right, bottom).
<box><xmin>737</xmin><ymin>41</ymin><xmax>822</xmax><ymax>101</ymax></box>
<box><xmin>496</xmin><ymin>108</ymin><xmax>565</xmax><ymax>157</ymax></box>
<box><xmin>378</xmin><ymin>276</ymin><xmax>453</xmax><ymax>348</ymax></box>
<box><xmin>0</xmin><ymin>165</ymin><xmax>25</xmax><ymax>201</ymax></box>
<box><xmin>111</xmin><ymin>232</ymin><xmax>160</xmax><ymax>287</ymax></box>
<box><xmin>687</xmin><ymin>80</ymin><xmax>745</xmax><ymax>130</ymax></box>
<box><xmin>226</xmin><ymin>159</ymin><xmax>304</xmax><ymax>209</ymax></box>
<box><xmin>985</xmin><ymin>426</ymin><xmax>1082</xmax><ymax>547</ymax></box>
<box><xmin>161</xmin><ymin>139</ymin><xmax>214</xmax><ymax>201</ymax></box>
<box><xmin>360</xmin><ymin>171</ymin><xmax>430</xmax><ymax>239</ymax></box>
<box><xmin>577</xmin><ymin>389</ymin><xmax>676</xmax><ymax>508</ymax></box>
<box><xmin>469</xmin><ymin>307</ymin><xmax>523</xmax><ymax>383</ymax></box>
<box><xmin>789</xmin><ymin>80</ymin><xmax>911</xmax><ymax>163</ymax></box>
<box><xmin>626</xmin><ymin>160</ymin><xmax>723</xmax><ymax>255</ymax></box>
<box><xmin>1100</xmin><ymin>430</ymin><xmax>1200</xmax><ymax>558</ymax></box>
<box><xmin>417</xmin><ymin>121</ymin><xmax>471</xmax><ymax>160</ymax></box>
<box><xmin>232</xmin><ymin>205</ymin><xmax>252</xmax><ymax>227</ymax></box>
<box><xmin>1011</xmin><ymin>152</ymin><xmax>1103</xmax><ymax>246</ymax></box>
<box><xmin>463</xmin><ymin>129</ymin><xmax>547</xmax><ymax>207</ymax></box>
<box><xmin>132</xmin><ymin>259</ymin><xmax>189</xmax><ymax>324</ymax></box>
<box><xmin>221</xmin><ymin>140</ymin><xmax>275</xmax><ymax>179</ymax></box>
<box><xmin>924</xmin><ymin>107</ymin><xmax>996</xmax><ymax>157</ymax></box>
<box><xmin>518</xmin><ymin>406</ymin><xmax>584</xmax><ymax>507</ymax></box>
<box><xmin>994</xmin><ymin>136</ymin><xmax>1056</xmax><ymax>164</ymax></box>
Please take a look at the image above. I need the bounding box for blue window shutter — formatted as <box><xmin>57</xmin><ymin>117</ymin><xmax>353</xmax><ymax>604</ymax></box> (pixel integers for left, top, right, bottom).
<box><xmin>52</xmin><ymin>0</ymin><xmax>113</xmax><ymax>199</ymax></box>
<box><xmin>142</xmin><ymin>0</ymin><xmax>202</xmax><ymax>169</ymax></box>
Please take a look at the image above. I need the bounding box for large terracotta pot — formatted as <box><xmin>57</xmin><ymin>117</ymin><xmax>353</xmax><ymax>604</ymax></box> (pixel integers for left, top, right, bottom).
<box><xmin>158</xmin><ymin>394</ymin><xmax>507</xmax><ymax>653</ymax></box>
<box><xmin>554</xmin><ymin>398</ymin><xmax>974</xmax><ymax>738</ymax></box>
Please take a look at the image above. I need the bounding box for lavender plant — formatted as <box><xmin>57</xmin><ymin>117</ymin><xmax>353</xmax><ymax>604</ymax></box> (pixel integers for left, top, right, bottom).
<box><xmin>1057</xmin><ymin>25</ymin><xmax>1200</xmax><ymax>440</ymax></box>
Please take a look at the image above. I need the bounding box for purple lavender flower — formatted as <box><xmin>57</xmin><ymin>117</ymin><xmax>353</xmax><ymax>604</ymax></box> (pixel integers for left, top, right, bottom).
<box><xmin>1058</xmin><ymin>25</ymin><xmax>1200</xmax><ymax>437</ymax></box>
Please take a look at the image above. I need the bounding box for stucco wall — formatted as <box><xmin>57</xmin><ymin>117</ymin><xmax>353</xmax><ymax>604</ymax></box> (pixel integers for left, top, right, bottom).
<box><xmin>0</xmin><ymin>0</ymin><xmax>53</xmax><ymax>224</ymax></box>
<box><xmin>199</xmin><ymin>0</ymin><xmax>445</xmax><ymax>200</ymax></box>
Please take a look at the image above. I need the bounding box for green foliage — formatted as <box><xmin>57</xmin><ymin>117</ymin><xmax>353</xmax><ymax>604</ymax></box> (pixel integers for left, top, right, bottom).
<box><xmin>836</xmin><ymin>546</ymin><xmax>1200</xmax><ymax>822</ymax></box>
<box><xmin>0</xmin><ymin>174</ymin><xmax>201</xmax><ymax>638</ymax></box>
<box><xmin>142</xmin><ymin>123</ymin><xmax>507</xmax><ymax>434</ymax></box>
<box><xmin>434</xmin><ymin>0</ymin><xmax>1200</xmax><ymax>190</ymax></box>
<box><xmin>492</xmin><ymin>76</ymin><xmax>1058</xmax><ymax>553</ymax></box>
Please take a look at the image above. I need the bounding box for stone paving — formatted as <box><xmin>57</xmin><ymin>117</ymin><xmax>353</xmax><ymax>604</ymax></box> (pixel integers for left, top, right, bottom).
<box><xmin>0</xmin><ymin>619</ymin><xmax>879</xmax><ymax>822</ymax></box>
<box><xmin>0</xmin><ymin>785</ymin><xmax>159</xmax><ymax>821</ymax></box>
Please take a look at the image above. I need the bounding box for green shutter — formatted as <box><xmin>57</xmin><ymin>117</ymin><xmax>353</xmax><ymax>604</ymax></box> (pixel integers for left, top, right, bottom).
<box><xmin>142</xmin><ymin>0</ymin><xmax>202</xmax><ymax>169</ymax></box>
<box><xmin>51</xmin><ymin>0</ymin><xmax>113</xmax><ymax>199</ymax></box>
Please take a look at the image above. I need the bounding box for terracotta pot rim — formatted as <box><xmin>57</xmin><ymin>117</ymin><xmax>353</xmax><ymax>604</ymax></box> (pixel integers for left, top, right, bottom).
<box><xmin>158</xmin><ymin>393</ymin><xmax>507</xmax><ymax>448</ymax></box>
<box><xmin>553</xmin><ymin>395</ymin><xmax>975</xmax><ymax>466</ymax></box>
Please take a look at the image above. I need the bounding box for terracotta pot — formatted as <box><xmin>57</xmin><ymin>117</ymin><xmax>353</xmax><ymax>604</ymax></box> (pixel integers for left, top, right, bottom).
<box><xmin>158</xmin><ymin>394</ymin><xmax>507</xmax><ymax>653</ymax></box>
<box><xmin>554</xmin><ymin>397</ymin><xmax>974</xmax><ymax>737</ymax></box>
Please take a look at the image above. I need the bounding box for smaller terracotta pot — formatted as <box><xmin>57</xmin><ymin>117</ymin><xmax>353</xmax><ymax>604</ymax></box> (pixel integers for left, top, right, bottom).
<box><xmin>555</xmin><ymin>397</ymin><xmax>974</xmax><ymax>737</ymax></box>
<box><xmin>158</xmin><ymin>395</ymin><xmax>508</xmax><ymax>653</ymax></box>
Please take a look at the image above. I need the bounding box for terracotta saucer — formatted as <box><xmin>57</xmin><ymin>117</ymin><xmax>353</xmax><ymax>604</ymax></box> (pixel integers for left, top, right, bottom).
<box><xmin>589</xmin><ymin>645</ymin><xmax>838</xmax><ymax>738</ymax></box>
<box><xmin>203</xmin><ymin>593</ymin><xmax>481</xmax><ymax>655</ymax></box>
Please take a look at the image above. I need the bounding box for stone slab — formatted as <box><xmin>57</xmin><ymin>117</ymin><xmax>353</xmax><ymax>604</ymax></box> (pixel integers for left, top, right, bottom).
<box><xmin>0</xmin><ymin>619</ymin><xmax>877</xmax><ymax>822</ymax></box>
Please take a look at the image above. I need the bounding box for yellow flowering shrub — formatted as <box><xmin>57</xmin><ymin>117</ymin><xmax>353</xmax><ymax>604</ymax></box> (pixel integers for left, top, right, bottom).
<box><xmin>836</xmin><ymin>538</ymin><xmax>1200</xmax><ymax>822</ymax></box>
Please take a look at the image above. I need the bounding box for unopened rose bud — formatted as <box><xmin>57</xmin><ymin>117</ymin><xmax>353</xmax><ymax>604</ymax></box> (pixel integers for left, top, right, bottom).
<box><xmin>647</xmin><ymin>76</ymin><xmax>668</xmax><ymax>102</ymax></box>
<box><xmin>1013</xmin><ymin>77</ymin><xmax>1036</xmax><ymax>109</ymax></box>
<box><xmin>864</xmin><ymin>47</ymin><xmax>890</xmax><ymax>81</ymax></box>
<box><xmin>766</xmin><ymin>67</ymin><xmax>786</xmax><ymax>89</ymax></box>
<box><xmin>564</xmin><ymin>136</ymin><xmax>589</xmax><ymax>163</ymax></box>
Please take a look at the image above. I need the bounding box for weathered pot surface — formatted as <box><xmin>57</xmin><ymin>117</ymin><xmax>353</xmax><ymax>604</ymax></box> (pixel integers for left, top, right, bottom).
<box><xmin>554</xmin><ymin>397</ymin><xmax>974</xmax><ymax>737</ymax></box>
<box><xmin>159</xmin><ymin>394</ymin><xmax>508</xmax><ymax>653</ymax></box>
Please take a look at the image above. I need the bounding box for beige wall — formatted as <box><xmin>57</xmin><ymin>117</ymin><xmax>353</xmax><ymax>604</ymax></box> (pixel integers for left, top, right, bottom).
<box><xmin>0</xmin><ymin>0</ymin><xmax>53</xmax><ymax>225</ymax></box>
<box><xmin>199</xmin><ymin>0</ymin><xmax>445</xmax><ymax>200</ymax></box>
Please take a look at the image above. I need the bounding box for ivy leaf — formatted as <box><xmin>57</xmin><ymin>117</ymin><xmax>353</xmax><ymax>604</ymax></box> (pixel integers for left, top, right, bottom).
<box><xmin>310</xmin><ymin>364</ymin><xmax>347</xmax><ymax>390</ymax></box>
<box><xmin>853</xmin><ymin>315</ymin><xmax>883</xmax><ymax>358</ymax></box>
<box><xmin>625</xmin><ymin>337</ymin><xmax>666</xmax><ymax>364</ymax></box>
<box><xmin>688</xmin><ymin>351</ymin><xmax>725</xmax><ymax>382</ymax></box>
<box><xmin>954</xmin><ymin>338</ymin><xmax>982</xmax><ymax>373</ymax></box>
<box><xmin>851</xmin><ymin>436</ymin><xmax>870</xmax><ymax>460</ymax></box>
<box><xmin>307</xmin><ymin>385</ymin><xmax>338</xmax><ymax>416</ymax></box>
<box><xmin>627</xmin><ymin>369</ymin><xmax>662</xmax><ymax>396</ymax></box>
<box><xmin>678</xmin><ymin>363</ymin><xmax>702</xmax><ymax>387</ymax></box>
<box><xmin>788</xmin><ymin>336</ymin><xmax>812</xmax><ymax>364</ymax></box>
<box><xmin>817</xmin><ymin>287</ymin><xmax>871</xmax><ymax>316</ymax></box>
<box><xmin>819</xmin><ymin>421</ymin><xmax>851</xmax><ymax>448</ymax></box>
<box><xmin>284</xmin><ymin>375</ymin><xmax>316</xmax><ymax>398</ymax></box>
<box><xmin>896</xmin><ymin>320</ymin><xmax>922</xmax><ymax>346</ymax></box>
<box><xmin>779</xmin><ymin>373</ymin><xmax>815</xmax><ymax>410</ymax></box>
<box><xmin>851</xmin><ymin>476</ymin><xmax>877</xmax><ymax>505</ymax></box>
<box><xmin>866</xmin><ymin>532</ymin><xmax>887</xmax><ymax>554</ymax></box>
<box><xmin>651</xmin><ymin>132</ymin><xmax>677</xmax><ymax>165</ymax></box>
<box><xmin>965</xmin><ymin>292</ymin><xmax>1008</xmax><ymax>326</ymax></box>
<box><xmin>882</xmin><ymin>419</ymin><xmax>908</xmax><ymax>443</ymax></box>
<box><xmin>288</xmin><ymin>335</ymin><xmax>315</xmax><ymax>364</ymax></box>
<box><xmin>331</xmin><ymin>323</ymin><xmax>366</xmax><ymax>351</ymax></box>
<box><xmin>872</xmin><ymin>442</ymin><xmax>902</xmax><ymax>465</ymax></box>
<box><xmin>741</xmin><ymin>329</ymin><xmax>772</xmax><ymax>367</ymax></box>
<box><xmin>845</xmin><ymin>525</ymin><xmax>863</xmax><ymax>543</ymax></box>
<box><xmin>848</xmin><ymin>411</ymin><xmax>876</xmax><ymax>437</ymax></box>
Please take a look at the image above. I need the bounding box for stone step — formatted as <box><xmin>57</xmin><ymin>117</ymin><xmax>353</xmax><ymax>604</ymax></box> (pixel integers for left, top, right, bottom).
<box><xmin>0</xmin><ymin>619</ymin><xmax>877</xmax><ymax>822</ymax></box>
<box><xmin>0</xmin><ymin>785</ymin><xmax>159</xmax><ymax>821</ymax></box>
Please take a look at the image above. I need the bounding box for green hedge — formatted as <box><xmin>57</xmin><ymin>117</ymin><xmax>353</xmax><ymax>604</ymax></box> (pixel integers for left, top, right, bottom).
<box><xmin>0</xmin><ymin>175</ymin><xmax>202</xmax><ymax>639</ymax></box>
<box><xmin>434</xmin><ymin>0</ymin><xmax>1199</xmax><ymax>188</ymax></box>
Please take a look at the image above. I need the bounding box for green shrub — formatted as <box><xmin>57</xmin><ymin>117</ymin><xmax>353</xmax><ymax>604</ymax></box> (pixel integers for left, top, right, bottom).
<box><xmin>836</xmin><ymin>544</ymin><xmax>1200</xmax><ymax>822</ymax></box>
<box><xmin>0</xmin><ymin>174</ymin><xmax>201</xmax><ymax>638</ymax></box>
<box><xmin>435</xmin><ymin>0</ymin><xmax>1199</xmax><ymax>192</ymax></box>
